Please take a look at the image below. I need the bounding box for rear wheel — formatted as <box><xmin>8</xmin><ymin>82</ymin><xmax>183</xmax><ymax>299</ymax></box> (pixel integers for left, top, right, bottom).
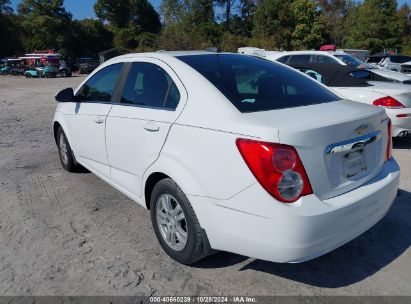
<box><xmin>56</xmin><ymin>127</ymin><xmax>83</xmax><ymax>173</ymax></box>
<box><xmin>61</xmin><ymin>70</ymin><xmax>68</xmax><ymax>77</ymax></box>
<box><xmin>150</xmin><ymin>178</ymin><xmax>213</xmax><ymax>265</ymax></box>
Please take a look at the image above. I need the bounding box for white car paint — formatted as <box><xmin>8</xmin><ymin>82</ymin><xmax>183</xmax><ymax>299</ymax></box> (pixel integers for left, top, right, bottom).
<box><xmin>332</xmin><ymin>82</ymin><xmax>411</xmax><ymax>137</ymax></box>
<box><xmin>53</xmin><ymin>52</ymin><xmax>400</xmax><ymax>263</ymax></box>
<box><xmin>371</xmin><ymin>67</ymin><xmax>411</xmax><ymax>83</ymax></box>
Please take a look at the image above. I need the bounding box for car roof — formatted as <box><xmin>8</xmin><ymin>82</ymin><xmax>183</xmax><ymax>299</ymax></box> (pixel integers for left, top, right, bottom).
<box><xmin>269</xmin><ymin>50</ymin><xmax>345</xmax><ymax>56</ymax></box>
<box><xmin>114</xmin><ymin>50</ymin><xmax>232</xmax><ymax>60</ymax></box>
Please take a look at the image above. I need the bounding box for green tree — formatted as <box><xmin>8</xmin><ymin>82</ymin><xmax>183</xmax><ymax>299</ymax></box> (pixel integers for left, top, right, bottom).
<box><xmin>290</xmin><ymin>0</ymin><xmax>327</xmax><ymax>49</ymax></box>
<box><xmin>160</xmin><ymin>0</ymin><xmax>186</xmax><ymax>25</ymax></box>
<box><xmin>397</xmin><ymin>3</ymin><xmax>411</xmax><ymax>54</ymax></box>
<box><xmin>235</xmin><ymin>0</ymin><xmax>256</xmax><ymax>36</ymax></box>
<box><xmin>318</xmin><ymin>0</ymin><xmax>355</xmax><ymax>46</ymax></box>
<box><xmin>70</xmin><ymin>19</ymin><xmax>113</xmax><ymax>57</ymax></box>
<box><xmin>17</xmin><ymin>0</ymin><xmax>72</xmax><ymax>54</ymax></box>
<box><xmin>94</xmin><ymin>0</ymin><xmax>161</xmax><ymax>33</ymax></box>
<box><xmin>345</xmin><ymin>0</ymin><xmax>403</xmax><ymax>53</ymax></box>
<box><xmin>94</xmin><ymin>0</ymin><xmax>161</xmax><ymax>49</ymax></box>
<box><xmin>0</xmin><ymin>0</ymin><xmax>12</xmax><ymax>13</ymax></box>
<box><xmin>94</xmin><ymin>0</ymin><xmax>130</xmax><ymax>28</ymax></box>
<box><xmin>0</xmin><ymin>1</ymin><xmax>23</xmax><ymax>57</ymax></box>
<box><xmin>252</xmin><ymin>0</ymin><xmax>295</xmax><ymax>50</ymax></box>
<box><xmin>215</xmin><ymin>0</ymin><xmax>234</xmax><ymax>28</ymax></box>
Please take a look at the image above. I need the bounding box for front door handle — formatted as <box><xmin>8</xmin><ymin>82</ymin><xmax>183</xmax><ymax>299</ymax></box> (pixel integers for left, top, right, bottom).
<box><xmin>143</xmin><ymin>123</ymin><xmax>159</xmax><ymax>132</ymax></box>
<box><xmin>93</xmin><ymin>117</ymin><xmax>104</xmax><ymax>124</ymax></box>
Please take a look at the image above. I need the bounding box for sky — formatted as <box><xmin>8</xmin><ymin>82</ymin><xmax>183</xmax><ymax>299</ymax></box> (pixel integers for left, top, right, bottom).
<box><xmin>10</xmin><ymin>0</ymin><xmax>411</xmax><ymax>20</ymax></box>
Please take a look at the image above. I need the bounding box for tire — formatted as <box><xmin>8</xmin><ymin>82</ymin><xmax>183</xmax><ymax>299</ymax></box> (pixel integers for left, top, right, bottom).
<box><xmin>150</xmin><ymin>178</ymin><xmax>213</xmax><ymax>265</ymax></box>
<box><xmin>25</xmin><ymin>73</ymin><xmax>31</xmax><ymax>78</ymax></box>
<box><xmin>61</xmin><ymin>70</ymin><xmax>68</xmax><ymax>77</ymax></box>
<box><xmin>56</xmin><ymin>127</ymin><xmax>83</xmax><ymax>173</ymax></box>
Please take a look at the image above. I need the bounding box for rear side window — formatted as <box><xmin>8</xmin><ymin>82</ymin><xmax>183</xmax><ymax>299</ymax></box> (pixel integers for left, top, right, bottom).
<box><xmin>121</xmin><ymin>62</ymin><xmax>180</xmax><ymax>109</ymax></box>
<box><xmin>313</xmin><ymin>55</ymin><xmax>337</xmax><ymax>64</ymax></box>
<box><xmin>288</xmin><ymin>55</ymin><xmax>311</xmax><ymax>64</ymax></box>
<box><xmin>77</xmin><ymin>63</ymin><xmax>123</xmax><ymax>102</ymax></box>
<box><xmin>177</xmin><ymin>54</ymin><xmax>340</xmax><ymax>112</ymax></box>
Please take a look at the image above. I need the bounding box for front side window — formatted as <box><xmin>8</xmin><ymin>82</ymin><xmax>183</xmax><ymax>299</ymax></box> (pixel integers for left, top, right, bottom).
<box><xmin>334</xmin><ymin>54</ymin><xmax>363</xmax><ymax>66</ymax></box>
<box><xmin>366</xmin><ymin>57</ymin><xmax>383</xmax><ymax>63</ymax></box>
<box><xmin>77</xmin><ymin>63</ymin><xmax>123</xmax><ymax>102</ymax></box>
<box><xmin>178</xmin><ymin>54</ymin><xmax>340</xmax><ymax>113</ymax></box>
<box><xmin>121</xmin><ymin>62</ymin><xmax>180</xmax><ymax>110</ymax></box>
<box><xmin>288</xmin><ymin>55</ymin><xmax>312</xmax><ymax>64</ymax></box>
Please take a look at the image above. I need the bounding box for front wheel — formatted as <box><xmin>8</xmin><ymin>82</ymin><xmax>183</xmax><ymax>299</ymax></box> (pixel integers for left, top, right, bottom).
<box><xmin>150</xmin><ymin>178</ymin><xmax>213</xmax><ymax>265</ymax></box>
<box><xmin>56</xmin><ymin>128</ymin><xmax>83</xmax><ymax>173</ymax></box>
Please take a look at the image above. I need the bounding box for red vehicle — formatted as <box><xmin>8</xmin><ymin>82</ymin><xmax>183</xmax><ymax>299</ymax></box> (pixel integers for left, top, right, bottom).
<box><xmin>319</xmin><ymin>45</ymin><xmax>337</xmax><ymax>51</ymax></box>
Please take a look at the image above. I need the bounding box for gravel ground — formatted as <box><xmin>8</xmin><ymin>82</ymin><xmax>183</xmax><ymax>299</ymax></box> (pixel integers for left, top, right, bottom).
<box><xmin>0</xmin><ymin>75</ymin><xmax>410</xmax><ymax>297</ymax></box>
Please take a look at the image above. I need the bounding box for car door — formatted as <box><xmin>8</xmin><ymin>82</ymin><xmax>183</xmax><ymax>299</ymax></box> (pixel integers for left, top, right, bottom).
<box><xmin>65</xmin><ymin>63</ymin><xmax>124</xmax><ymax>178</ymax></box>
<box><xmin>105</xmin><ymin>59</ymin><xmax>187</xmax><ymax>199</ymax></box>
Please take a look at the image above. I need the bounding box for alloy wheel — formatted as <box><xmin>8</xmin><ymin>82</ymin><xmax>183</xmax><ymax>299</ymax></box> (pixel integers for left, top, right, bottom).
<box><xmin>156</xmin><ymin>194</ymin><xmax>188</xmax><ymax>251</ymax></box>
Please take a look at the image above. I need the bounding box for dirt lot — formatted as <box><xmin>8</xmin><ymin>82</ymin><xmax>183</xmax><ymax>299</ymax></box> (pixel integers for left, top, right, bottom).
<box><xmin>0</xmin><ymin>75</ymin><xmax>410</xmax><ymax>297</ymax></box>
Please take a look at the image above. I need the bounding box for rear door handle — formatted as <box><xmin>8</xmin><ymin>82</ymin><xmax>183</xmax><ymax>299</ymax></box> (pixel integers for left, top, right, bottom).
<box><xmin>93</xmin><ymin>117</ymin><xmax>104</xmax><ymax>124</ymax></box>
<box><xmin>143</xmin><ymin>123</ymin><xmax>159</xmax><ymax>132</ymax></box>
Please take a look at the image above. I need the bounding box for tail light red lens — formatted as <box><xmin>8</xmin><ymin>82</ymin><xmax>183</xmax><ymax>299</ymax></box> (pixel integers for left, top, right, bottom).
<box><xmin>373</xmin><ymin>96</ymin><xmax>405</xmax><ymax>109</ymax></box>
<box><xmin>236</xmin><ymin>139</ymin><xmax>313</xmax><ymax>203</ymax></box>
<box><xmin>386</xmin><ymin>119</ymin><xmax>392</xmax><ymax>160</ymax></box>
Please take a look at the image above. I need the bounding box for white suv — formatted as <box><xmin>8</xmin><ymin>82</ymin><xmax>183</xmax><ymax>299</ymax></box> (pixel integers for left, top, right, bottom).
<box><xmin>53</xmin><ymin>52</ymin><xmax>399</xmax><ymax>265</ymax></box>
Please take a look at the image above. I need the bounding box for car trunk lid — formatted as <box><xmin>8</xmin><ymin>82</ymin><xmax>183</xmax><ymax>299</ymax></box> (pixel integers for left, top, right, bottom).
<box><xmin>242</xmin><ymin>100</ymin><xmax>388</xmax><ymax>200</ymax></box>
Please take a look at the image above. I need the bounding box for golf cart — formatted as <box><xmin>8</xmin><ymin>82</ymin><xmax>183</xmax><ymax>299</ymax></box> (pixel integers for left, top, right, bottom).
<box><xmin>0</xmin><ymin>58</ymin><xmax>24</xmax><ymax>75</ymax></box>
<box><xmin>24</xmin><ymin>65</ymin><xmax>58</xmax><ymax>78</ymax></box>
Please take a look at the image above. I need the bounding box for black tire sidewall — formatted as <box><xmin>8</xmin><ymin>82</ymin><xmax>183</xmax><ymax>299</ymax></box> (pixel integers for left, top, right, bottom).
<box><xmin>57</xmin><ymin>128</ymin><xmax>76</xmax><ymax>172</ymax></box>
<box><xmin>150</xmin><ymin>179</ymin><xmax>201</xmax><ymax>265</ymax></box>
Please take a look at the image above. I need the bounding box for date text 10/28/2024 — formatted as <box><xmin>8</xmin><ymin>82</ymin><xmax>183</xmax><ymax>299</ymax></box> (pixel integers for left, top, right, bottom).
<box><xmin>149</xmin><ymin>296</ymin><xmax>257</xmax><ymax>303</ymax></box>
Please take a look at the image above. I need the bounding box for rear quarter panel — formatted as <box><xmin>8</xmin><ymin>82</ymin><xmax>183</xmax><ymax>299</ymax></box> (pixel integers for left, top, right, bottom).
<box><xmin>144</xmin><ymin>124</ymin><xmax>257</xmax><ymax>200</ymax></box>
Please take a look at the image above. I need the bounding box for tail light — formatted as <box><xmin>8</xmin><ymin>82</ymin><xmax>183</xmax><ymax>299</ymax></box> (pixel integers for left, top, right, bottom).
<box><xmin>373</xmin><ymin>96</ymin><xmax>405</xmax><ymax>109</ymax></box>
<box><xmin>386</xmin><ymin>119</ymin><xmax>392</xmax><ymax>160</ymax></box>
<box><xmin>236</xmin><ymin>139</ymin><xmax>312</xmax><ymax>203</ymax></box>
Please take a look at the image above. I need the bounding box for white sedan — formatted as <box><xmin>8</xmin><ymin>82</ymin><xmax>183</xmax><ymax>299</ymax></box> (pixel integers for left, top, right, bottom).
<box><xmin>53</xmin><ymin>52</ymin><xmax>400</xmax><ymax>264</ymax></box>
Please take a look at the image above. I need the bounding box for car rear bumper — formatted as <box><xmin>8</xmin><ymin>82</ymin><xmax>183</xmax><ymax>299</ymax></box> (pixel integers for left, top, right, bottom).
<box><xmin>388</xmin><ymin>108</ymin><xmax>411</xmax><ymax>136</ymax></box>
<box><xmin>189</xmin><ymin>158</ymin><xmax>400</xmax><ymax>263</ymax></box>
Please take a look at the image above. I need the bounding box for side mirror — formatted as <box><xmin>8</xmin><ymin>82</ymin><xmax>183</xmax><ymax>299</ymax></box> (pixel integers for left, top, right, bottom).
<box><xmin>55</xmin><ymin>88</ymin><xmax>74</xmax><ymax>103</ymax></box>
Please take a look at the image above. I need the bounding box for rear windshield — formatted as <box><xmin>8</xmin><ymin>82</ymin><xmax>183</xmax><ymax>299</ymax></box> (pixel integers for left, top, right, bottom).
<box><xmin>177</xmin><ymin>54</ymin><xmax>340</xmax><ymax>113</ymax></box>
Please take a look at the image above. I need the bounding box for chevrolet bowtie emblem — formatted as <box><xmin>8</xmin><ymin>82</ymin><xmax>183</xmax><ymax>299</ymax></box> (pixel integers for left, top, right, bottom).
<box><xmin>355</xmin><ymin>124</ymin><xmax>369</xmax><ymax>135</ymax></box>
